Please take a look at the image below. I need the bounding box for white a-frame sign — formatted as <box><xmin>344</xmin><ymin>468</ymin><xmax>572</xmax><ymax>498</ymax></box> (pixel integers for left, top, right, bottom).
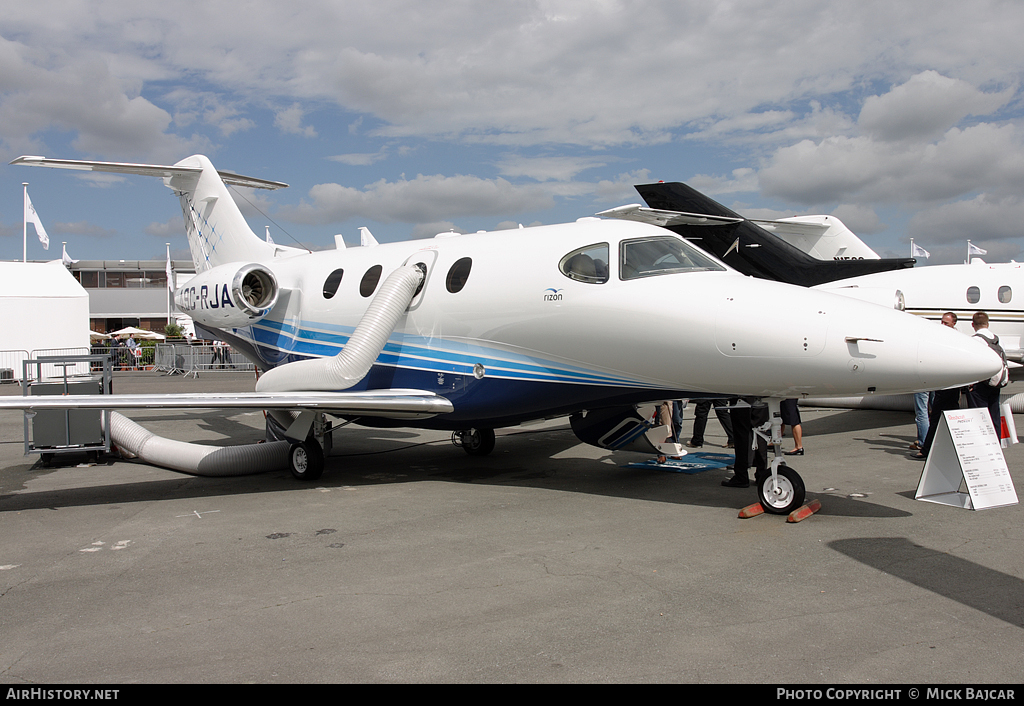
<box><xmin>916</xmin><ymin>408</ymin><xmax>1018</xmax><ymax>510</ymax></box>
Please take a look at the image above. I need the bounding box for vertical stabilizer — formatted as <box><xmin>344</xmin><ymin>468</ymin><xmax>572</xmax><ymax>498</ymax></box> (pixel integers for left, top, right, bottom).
<box><xmin>168</xmin><ymin>156</ymin><xmax>278</xmax><ymax>272</ymax></box>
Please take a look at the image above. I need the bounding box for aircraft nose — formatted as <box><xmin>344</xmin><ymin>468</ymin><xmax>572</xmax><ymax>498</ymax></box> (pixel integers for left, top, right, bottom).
<box><xmin>915</xmin><ymin>327</ymin><xmax>1002</xmax><ymax>390</ymax></box>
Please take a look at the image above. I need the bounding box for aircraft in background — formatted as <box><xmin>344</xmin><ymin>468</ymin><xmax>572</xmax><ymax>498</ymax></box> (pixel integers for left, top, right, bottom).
<box><xmin>599</xmin><ymin>181</ymin><xmax>915</xmax><ymax>288</ymax></box>
<box><xmin>1</xmin><ymin>155</ymin><xmax>1002</xmax><ymax>514</ymax></box>
<box><xmin>817</xmin><ymin>261</ymin><xmax>1024</xmax><ymax>363</ymax></box>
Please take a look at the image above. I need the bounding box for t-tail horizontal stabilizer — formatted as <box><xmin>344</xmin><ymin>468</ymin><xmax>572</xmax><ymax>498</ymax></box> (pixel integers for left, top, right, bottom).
<box><xmin>9</xmin><ymin>156</ymin><xmax>288</xmax><ymax>190</ymax></box>
<box><xmin>11</xmin><ymin>155</ymin><xmax>289</xmax><ymax>274</ymax></box>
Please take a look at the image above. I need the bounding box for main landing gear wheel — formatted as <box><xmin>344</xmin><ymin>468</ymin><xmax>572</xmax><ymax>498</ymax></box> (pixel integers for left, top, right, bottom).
<box><xmin>288</xmin><ymin>439</ymin><xmax>325</xmax><ymax>481</ymax></box>
<box><xmin>453</xmin><ymin>428</ymin><xmax>496</xmax><ymax>456</ymax></box>
<box><xmin>757</xmin><ymin>465</ymin><xmax>805</xmax><ymax>515</ymax></box>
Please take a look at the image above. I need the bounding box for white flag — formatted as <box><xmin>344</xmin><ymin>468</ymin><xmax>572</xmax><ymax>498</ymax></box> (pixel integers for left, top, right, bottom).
<box><xmin>968</xmin><ymin>241</ymin><xmax>987</xmax><ymax>255</ymax></box>
<box><xmin>911</xmin><ymin>242</ymin><xmax>930</xmax><ymax>259</ymax></box>
<box><xmin>165</xmin><ymin>252</ymin><xmax>174</xmax><ymax>293</ymax></box>
<box><xmin>25</xmin><ymin>190</ymin><xmax>49</xmax><ymax>250</ymax></box>
<box><xmin>265</xmin><ymin>226</ymin><xmax>274</xmax><ymax>245</ymax></box>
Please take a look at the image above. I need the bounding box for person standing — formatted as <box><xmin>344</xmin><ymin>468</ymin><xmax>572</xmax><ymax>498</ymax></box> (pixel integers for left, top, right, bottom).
<box><xmin>781</xmin><ymin>398</ymin><xmax>804</xmax><ymax>455</ymax></box>
<box><xmin>687</xmin><ymin>398</ymin><xmax>735</xmax><ymax>449</ymax></box>
<box><xmin>965</xmin><ymin>311</ymin><xmax>1008</xmax><ymax>430</ymax></box>
<box><xmin>722</xmin><ymin>397</ymin><xmax>768</xmax><ymax>488</ymax></box>
<box><xmin>915</xmin><ymin>312</ymin><xmax>965</xmax><ymax>458</ymax></box>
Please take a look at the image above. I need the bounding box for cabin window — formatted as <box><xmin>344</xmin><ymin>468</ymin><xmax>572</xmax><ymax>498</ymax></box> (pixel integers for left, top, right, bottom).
<box><xmin>322</xmin><ymin>269</ymin><xmax>344</xmax><ymax>299</ymax></box>
<box><xmin>966</xmin><ymin>286</ymin><xmax>981</xmax><ymax>304</ymax></box>
<box><xmin>619</xmin><ymin>235</ymin><xmax>725</xmax><ymax>280</ymax></box>
<box><xmin>359</xmin><ymin>265</ymin><xmax>382</xmax><ymax>297</ymax></box>
<box><xmin>999</xmin><ymin>286</ymin><xmax>1012</xmax><ymax>304</ymax></box>
<box><xmin>446</xmin><ymin>257</ymin><xmax>473</xmax><ymax>293</ymax></box>
<box><xmin>559</xmin><ymin>243</ymin><xmax>609</xmax><ymax>284</ymax></box>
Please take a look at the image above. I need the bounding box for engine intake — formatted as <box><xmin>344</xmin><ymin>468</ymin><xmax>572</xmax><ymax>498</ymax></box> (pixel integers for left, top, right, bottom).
<box><xmin>175</xmin><ymin>262</ymin><xmax>279</xmax><ymax>328</ymax></box>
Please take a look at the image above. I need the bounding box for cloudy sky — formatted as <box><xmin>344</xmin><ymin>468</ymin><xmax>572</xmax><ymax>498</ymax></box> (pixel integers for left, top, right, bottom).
<box><xmin>2</xmin><ymin>1</ymin><xmax>1023</xmax><ymax>265</ymax></box>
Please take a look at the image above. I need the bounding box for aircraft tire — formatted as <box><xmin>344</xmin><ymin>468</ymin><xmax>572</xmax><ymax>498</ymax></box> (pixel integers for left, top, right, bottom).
<box><xmin>289</xmin><ymin>440</ymin><xmax>325</xmax><ymax>481</ymax></box>
<box><xmin>460</xmin><ymin>428</ymin><xmax>495</xmax><ymax>456</ymax></box>
<box><xmin>757</xmin><ymin>465</ymin><xmax>805</xmax><ymax>515</ymax></box>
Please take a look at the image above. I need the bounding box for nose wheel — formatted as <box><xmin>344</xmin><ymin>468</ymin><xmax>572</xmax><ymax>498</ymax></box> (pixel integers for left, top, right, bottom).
<box><xmin>757</xmin><ymin>463</ymin><xmax>805</xmax><ymax>515</ymax></box>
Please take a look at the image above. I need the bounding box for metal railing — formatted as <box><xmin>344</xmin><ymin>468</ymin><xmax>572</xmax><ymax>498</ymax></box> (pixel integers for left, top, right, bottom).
<box><xmin>3</xmin><ymin>344</ymin><xmax>256</xmax><ymax>380</ymax></box>
<box><xmin>153</xmin><ymin>343</ymin><xmax>256</xmax><ymax>377</ymax></box>
<box><xmin>0</xmin><ymin>347</ymin><xmax>92</xmax><ymax>382</ymax></box>
<box><xmin>89</xmin><ymin>345</ymin><xmax>155</xmax><ymax>371</ymax></box>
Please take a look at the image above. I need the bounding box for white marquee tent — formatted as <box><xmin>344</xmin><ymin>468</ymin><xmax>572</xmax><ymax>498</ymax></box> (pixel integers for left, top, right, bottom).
<box><xmin>0</xmin><ymin>261</ymin><xmax>91</xmax><ymax>380</ymax></box>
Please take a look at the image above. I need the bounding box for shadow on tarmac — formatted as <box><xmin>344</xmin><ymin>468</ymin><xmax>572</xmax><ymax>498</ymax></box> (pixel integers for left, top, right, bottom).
<box><xmin>0</xmin><ymin>423</ymin><xmax>911</xmax><ymax>519</ymax></box>
<box><xmin>831</xmin><ymin>537</ymin><xmax>1024</xmax><ymax>629</ymax></box>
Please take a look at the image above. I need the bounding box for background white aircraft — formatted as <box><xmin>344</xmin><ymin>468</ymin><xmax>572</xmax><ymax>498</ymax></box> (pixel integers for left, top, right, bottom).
<box><xmin>2</xmin><ymin>155</ymin><xmax>1002</xmax><ymax>513</ymax></box>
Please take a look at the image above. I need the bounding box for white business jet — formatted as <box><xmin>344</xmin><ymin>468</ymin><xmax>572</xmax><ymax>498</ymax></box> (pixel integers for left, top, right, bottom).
<box><xmin>3</xmin><ymin>155</ymin><xmax>1001</xmax><ymax>514</ymax></box>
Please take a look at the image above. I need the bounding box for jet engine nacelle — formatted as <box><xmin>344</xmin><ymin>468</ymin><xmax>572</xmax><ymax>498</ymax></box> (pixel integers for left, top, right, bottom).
<box><xmin>815</xmin><ymin>285</ymin><xmax>905</xmax><ymax>311</ymax></box>
<box><xmin>175</xmin><ymin>262</ymin><xmax>279</xmax><ymax>328</ymax></box>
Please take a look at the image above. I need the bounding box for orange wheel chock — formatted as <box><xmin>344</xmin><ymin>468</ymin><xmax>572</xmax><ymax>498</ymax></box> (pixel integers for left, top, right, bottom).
<box><xmin>738</xmin><ymin>502</ymin><xmax>764</xmax><ymax>519</ymax></box>
<box><xmin>787</xmin><ymin>499</ymin><xmax>822</xmax><ymax>523</ymax></box>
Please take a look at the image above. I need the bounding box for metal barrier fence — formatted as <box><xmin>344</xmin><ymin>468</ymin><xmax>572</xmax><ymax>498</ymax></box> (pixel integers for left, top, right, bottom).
<box><xmin>153</xmin><ymin>343</ymin><xmax>256</xmax><ymax>377</ymax></box>
<box><xmin>0</xmin><ymin>347</ymin><xmax>92</xmax><ymax>382</ymax></box>
<box><xmin>89</xmin><ymin>345</ymin><xmax>155</xmax><ymax>371</ymax></box>
<box><xmin>1</xmin><ymin>344</ymin><xmax>255</xmax><ymax>380</ymax></box>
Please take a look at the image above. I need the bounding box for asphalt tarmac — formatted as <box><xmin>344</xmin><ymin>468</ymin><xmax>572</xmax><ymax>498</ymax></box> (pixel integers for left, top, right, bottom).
<box><xmin>0</xmin><ymin>372</ymin><xmax>1022</xmax><ymax>684</ymax></box>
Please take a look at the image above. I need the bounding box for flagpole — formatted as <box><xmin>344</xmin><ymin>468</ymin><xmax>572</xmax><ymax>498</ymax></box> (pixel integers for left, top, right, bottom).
<box><xmin>910</xmin><ymin>238</ymin><xmax>914</xmax><ymax>259</ymax></box>
<box><xmin>166</xmin><ymin>243</ymin><xmax>172</xmax><ymax>326</ymax></box>
<box><xmin>967</xmin><ymin>240</ymin><xmax>972</xmax><ymax>264</ymax></box>
<box><xmin>22</xmin><ymin>183</ymin><xmax>28</xmax><ymax>263</ymax></box>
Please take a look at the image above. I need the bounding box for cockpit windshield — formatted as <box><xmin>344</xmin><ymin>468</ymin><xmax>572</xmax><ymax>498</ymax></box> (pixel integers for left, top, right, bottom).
<box><xmin>619</xmin><ymin>236</ymin><xmax>725</xmax><ymax>280</ymax></box>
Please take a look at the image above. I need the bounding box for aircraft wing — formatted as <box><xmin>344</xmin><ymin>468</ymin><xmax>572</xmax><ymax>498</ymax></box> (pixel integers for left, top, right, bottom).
<box><xmin>0</xmin><ymin>389</ymin><xmax>453</xmax><ymax>421</ymax></box>
<box><xmin>597</xmin><ymin>203</ymin><xmax>742</xmax><ymax>227</ymax></box>
<box><xmin>9</xmin><ymin>156</ymin><xmax>288</xmax><ymax>191</ymax></box>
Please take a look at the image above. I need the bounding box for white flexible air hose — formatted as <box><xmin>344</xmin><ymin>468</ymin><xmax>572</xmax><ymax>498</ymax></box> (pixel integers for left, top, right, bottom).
<box><xmin>255</xmin><ymin>265</ymin><xmax>424</xmax><ymax>393</ymax></box>
<box><xmin>106</xmin><ymin>265</ymin><xmax>425</xmax><ymax>476</ymax></box>
<box><xmin>108</xmin><ymin>412</ymin><xmax>291</xmax><ymax>476</ymax></box>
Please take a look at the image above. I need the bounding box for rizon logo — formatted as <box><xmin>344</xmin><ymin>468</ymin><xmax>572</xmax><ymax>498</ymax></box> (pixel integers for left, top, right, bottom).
<box><xmin>543</xmin><ymin>288</ymin><xmax>563</xmax><ymax>302</ymax></box>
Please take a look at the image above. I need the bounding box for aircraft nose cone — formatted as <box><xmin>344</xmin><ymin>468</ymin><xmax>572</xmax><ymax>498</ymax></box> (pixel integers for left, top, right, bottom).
<box><xmin>916</xmin><ymin>328</ymin><xmax>1002</xmax><ymax>390</ymax></box>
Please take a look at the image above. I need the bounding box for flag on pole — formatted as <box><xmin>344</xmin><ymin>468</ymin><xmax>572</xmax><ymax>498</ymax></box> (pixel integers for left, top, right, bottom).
<box><xmin>61</xmin><ymin>243</ymin><xmax>77</xmax><ymax>266</ymax></box>
<box><xmin>968</xmin><ymin>241</ymin><xmax>987</xmax><ymax>255</ymax></box>
<box><xmin>165</xmin><ymin>248</ymin><xmax>174</xmax><ymax>294</ymax></box>
<box><xmin>24</xmin><ymin>189</ymin><xmax>49</xmax><ymax>250</ymax></box>
<box><xmin>911</xmin><ymin>241</ymin><xmax>930</xmax><ymax>259</ymax></box>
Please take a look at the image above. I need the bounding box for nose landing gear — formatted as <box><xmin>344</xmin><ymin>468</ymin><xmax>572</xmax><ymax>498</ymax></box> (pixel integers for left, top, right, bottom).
<box><xmin>753</xmin><ymin>399</ymin><xmax>806</xmax><ymax>515</ymax></box>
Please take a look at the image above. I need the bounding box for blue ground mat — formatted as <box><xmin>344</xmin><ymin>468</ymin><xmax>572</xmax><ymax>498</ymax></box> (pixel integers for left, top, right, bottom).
<box><xmin>625</xmin><ymin>452</ymin><xmax>734</xmax><ymax>474</ymax></box>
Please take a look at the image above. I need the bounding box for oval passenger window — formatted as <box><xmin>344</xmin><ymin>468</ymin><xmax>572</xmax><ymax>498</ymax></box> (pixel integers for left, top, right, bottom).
<box><xmin>999</xmin><ymin>286</ymin><xmax>1012</xmax><ymax>304</ymax></box>
<box><xmin>446</xmin><ymin>257</ymin><xmax>472</xmax><ymax>293</ymax></box>
<box><xmin>322</xmin><ymin>269</ymin><xmax>344</xmax><ymax>299</ymax></box>
<box><xmin>360</xmin><ymin>265</ymin><xmax>383</xmax><ymax>297</ymax></box>
<box><xmin>966</xmin><ymin>286</ymin><xmax>981</xmax><ymax>304</ymax></box>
